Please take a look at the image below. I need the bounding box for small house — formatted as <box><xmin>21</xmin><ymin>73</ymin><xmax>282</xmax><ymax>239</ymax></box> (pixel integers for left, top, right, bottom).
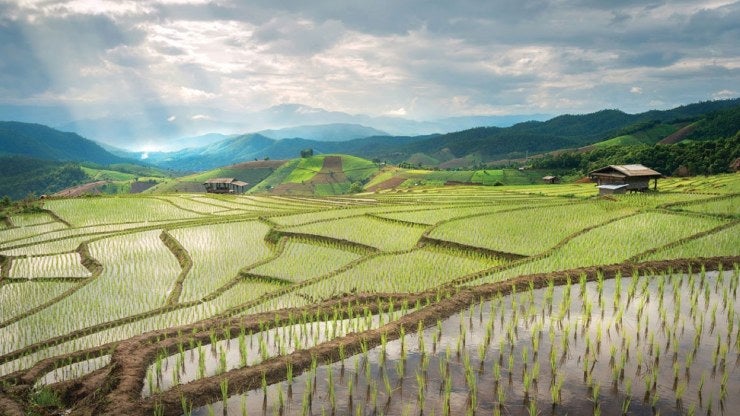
<box><xmin>203</xmin><ymin>178</ymin><xmax>249</xmax><ymax>194</ymax></box>
<box><xmin>542</xmin><ymin>175</ymin><xmax>560</xmax><ymax>184</ymax></box>
<box><xmin>589</xmin><ymin>164</ymin><xmax>662</xmax><ymax>195</ymax></box>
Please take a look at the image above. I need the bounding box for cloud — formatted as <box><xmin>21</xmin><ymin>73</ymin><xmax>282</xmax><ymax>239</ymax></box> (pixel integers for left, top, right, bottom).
<box><xmin>713</xmin><ymin>89</ymin><xmax>737</xmax><ymax>99</ymax></box>
<box><xmin>0</xmin><ymin>0</ymin><xmax>737</xmax><ymax>144</ymax></box>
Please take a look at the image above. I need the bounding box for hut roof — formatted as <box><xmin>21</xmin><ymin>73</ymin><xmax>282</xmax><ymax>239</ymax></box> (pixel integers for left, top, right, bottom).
<box><xmin>589</xmin><ymin>164</ymin><xmax>662</xmax><ymax>178</ymax></box>
<box><xmin>542</xmin><ymin>176</ymin><xmax>558</xmax><ymax>180</ymax></box>
<box><xmin>231</xmin><ymin>180</ymin><xmax>248</xmax><ymax>187</ymax></box>
<box><xmin>204</xmin><ymin>178</ymin><xmax>235</xmax><ymax>184</ymax></box>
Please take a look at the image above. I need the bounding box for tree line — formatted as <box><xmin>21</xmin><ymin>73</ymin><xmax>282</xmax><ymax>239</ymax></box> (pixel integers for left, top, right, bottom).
<box><xmin>531</xmin><ymin>135</ymin><xmax>739</xmax><ymax>176</ymax></box>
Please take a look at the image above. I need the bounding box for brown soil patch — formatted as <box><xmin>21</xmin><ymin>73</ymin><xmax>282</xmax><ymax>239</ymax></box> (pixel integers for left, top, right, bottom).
<box><xmin>52</xmin><ymin>181</ymin><xmax>108</xmax><ymax>197</ymax></box>
<box><xmin>366</xmin><ymin>177</ymin><xmax>406</xmax><ymax>192</ymax></box>
<box><xmin>309</xmin><ymin>156</ymin><xmax>348</xmax><ymax>185</ymax></box>
<box><xmin>658</xmin><ymin>123</ymin><xmax>696</xmax><ymax>144</ymax></box>
<box><xmin>0</xmin><ymin>392</ymin><xmax>25</xmax><ymax>416</ymax></box>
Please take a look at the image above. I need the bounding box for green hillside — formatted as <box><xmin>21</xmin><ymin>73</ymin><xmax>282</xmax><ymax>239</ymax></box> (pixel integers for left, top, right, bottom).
<box><xmin>147</xmin><ymin>160</ymin><xmax>287</xmax><ymax>193</ymax></box>
<box><xmin>364</xmin><ymin>166</ymin><xmax>549</xmax><ymax>191</ymax></box>
<box><xmin>592</xmin><ymin>122</ymin><xmax>682</xmax><ymax>148</ymax></box>
<box><xmin>250</xmin><ymin>154</ymin><xmax>378</xmax><ymax>196</ymax></box>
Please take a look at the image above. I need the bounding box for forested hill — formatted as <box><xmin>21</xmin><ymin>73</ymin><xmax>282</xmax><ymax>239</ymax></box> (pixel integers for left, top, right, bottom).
<box><xmin>394</xmin><ymin>99</ymin><xmax>740</xmax><ymax>161</ymax></box>
<box><xmin>137</xmin><ymin>98</ymin><xmax>740</xmax><ymax>170</ymax></box>
<box><xmin>0</xmin><ymin>121</ymin><xmax>127</xmax><ymax>165</ymax></box>
<box><xmin>0</xmin><ymin>156</ymin><xmax>89</xmax><ymax>200</ymax></box>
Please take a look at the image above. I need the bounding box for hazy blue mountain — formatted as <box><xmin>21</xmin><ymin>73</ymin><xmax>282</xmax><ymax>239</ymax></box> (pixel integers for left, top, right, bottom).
<box><xmin>140</xmin><ymin>98</ymin><xmax>740</xmax><ymax>170</ymax></box>
<box><xmin>3</xmin><ymin>99</ymin><xmax>736</xmax><ymax>173</ymax></box>
<box><xmin>257</xmin><ymin>123</ymin><xmax>389</xmax><ymax>142</ymax></box>
<box><xmin>0</xmin><ymin>101</ymin><xmax>548</xmax><ymax>149</ymax></box>
<box><xmin>163</xmin><ymin>133</ymin><xmax>239</xmax><ymax>151</ymax></box>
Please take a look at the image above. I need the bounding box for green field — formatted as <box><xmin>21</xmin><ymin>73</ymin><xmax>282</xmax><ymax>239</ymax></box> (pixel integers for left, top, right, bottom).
<box><xmin>0</xmin><ymin>175</ymin><xmax>738</xmax><ymax>415</ymax></box>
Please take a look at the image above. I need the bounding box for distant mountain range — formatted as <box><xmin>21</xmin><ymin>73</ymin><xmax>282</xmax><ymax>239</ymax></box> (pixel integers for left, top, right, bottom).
<box><xmin>257</xmin><ymin>123</ymin><xmax>389</xmax><ymax>142</ymax></box>
<box><xmin>0</xmin><ymin>102</ymin><xmax>549</xmax><ymax>149</ymax></box>
<box><xmin>0</xmin><ymin>98</ymin><xmax>738</xmax><ymax>199</ymax></box>
<box><xmin>130</xmin><ymin>98</ymin><xmax>740</xmax><ymax>171</ymax></box>
<box><xmin>1</xmin><ymin>98</ymin><xmax>738</xmax><ymax>174</ymax></box>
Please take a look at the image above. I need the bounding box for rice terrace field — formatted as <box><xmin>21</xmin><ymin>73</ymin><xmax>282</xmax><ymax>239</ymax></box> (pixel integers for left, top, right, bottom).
<box><xmin>0</xmin><ymin>175</ymin><xmax>739</xmax><ymax>415</ymax></box>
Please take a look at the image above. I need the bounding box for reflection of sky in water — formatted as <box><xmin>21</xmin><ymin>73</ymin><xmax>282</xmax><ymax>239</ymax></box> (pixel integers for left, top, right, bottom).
<box><xmin>191</xmin><ymin>270</ymin><xmax>739</xmax><ymax>416</ymax></box>
<box><xmin>145</xmin><ymin>309</ymin><xmax>413</xmax><ymax>396</ymax></box>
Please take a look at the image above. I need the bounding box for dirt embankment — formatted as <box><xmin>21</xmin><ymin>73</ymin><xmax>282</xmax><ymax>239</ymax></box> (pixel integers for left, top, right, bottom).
<box><xmin>160</xmin><ymin>231</ymin><xmax>193</xmax><ymax>306</ymax></box>
<box><xmin>366</xmin><ymin>176</ymin><xmax>406</xmax><ymax>192</ymax></box>
<box><xmin>52</xmin><ymin>181</ymin><xmax>108</xmax><ymax>198</ymax></box>
<box><xmin>4</xmin><ymin>256</ymin><xmax>728</xmax><ymax>416</ymax></box>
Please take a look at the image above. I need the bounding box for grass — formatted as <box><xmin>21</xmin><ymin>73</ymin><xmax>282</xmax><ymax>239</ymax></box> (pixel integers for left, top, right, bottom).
<box><xmin>42</xmin><ymin>196</ymin><xmax>202</xmax><ymax>226</ymax></box>
<box><xmin>170</xmin><ymin>221</ymin><xmax>273</xmax><ymax>302</ymax></box>
<box><xmin>1</xmin><ymin>175</ymin><xmax>738</xmax><ymax>386</ymax></box>
<box><xmin>8</xmin><ymin>252</ymin><xmax>91</xmax><ymax>279</ymax></box>
<box><xmin>284</xmin><ymin>156</ymin><xmax>326</xmax><ymax>183</ymax></box>
<box><xmin>284</xmin><ymin>215</ymin><xmax>426</xmax><ymax>251</ymax></box>
<box><xmin>250</xmin><ymin>240</ymin><xmax>362</xmax><ymax>282</ymax></box>
<box><xmin>0</xmin><ymin>281</ymin><xmax>78</xmax><ymax>322</ymax></box>
<box><xmin>474</xmin><ymin>211</ymin><xmax>727</xmax><ymax>284</ymax></box>
<box><xmin>429</xmin><ymin>202</ymin><xmax>633</xmax><ymax>255</ymax></box>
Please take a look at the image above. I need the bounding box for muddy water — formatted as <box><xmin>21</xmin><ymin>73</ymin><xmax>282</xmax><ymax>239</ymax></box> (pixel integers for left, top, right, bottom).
<box><xmin>146</xmin><ymin>308</ymin><xmax>412</xmax><ymax>396</ymax></box>
<box><xmin>190</xmin><ymin>270</ymin><xmax>739</xmax><ymax>415</ymax></box>
<box><xmin>35</xmin><ymin>355</ymin><xmax>110</xmax><ymax>387</ymax></box>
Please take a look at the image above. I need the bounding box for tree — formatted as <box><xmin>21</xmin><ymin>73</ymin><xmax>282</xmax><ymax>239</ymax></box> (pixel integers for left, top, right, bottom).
<box><xmin>300</xmin><ymin>148</ymin><xmax>314</xmax><ymax>158</ymax></box>
<box><xmin>349</xmin><ymin>182</ymin><xmax>363</xmax><ymax>193</ymax></box>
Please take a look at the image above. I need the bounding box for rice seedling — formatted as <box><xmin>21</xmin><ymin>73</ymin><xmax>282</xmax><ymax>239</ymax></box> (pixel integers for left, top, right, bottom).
<box><xmin>191</xmin><ymin>269</ymin><xmax>736</xmax><ymax>415</ymax></box>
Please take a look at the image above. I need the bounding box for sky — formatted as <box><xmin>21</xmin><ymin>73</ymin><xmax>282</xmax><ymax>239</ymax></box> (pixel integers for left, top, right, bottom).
<box><xmin>0</xmin><ymin>0</ymin><xmax>738</xmax><ymax>142</ymax></box>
